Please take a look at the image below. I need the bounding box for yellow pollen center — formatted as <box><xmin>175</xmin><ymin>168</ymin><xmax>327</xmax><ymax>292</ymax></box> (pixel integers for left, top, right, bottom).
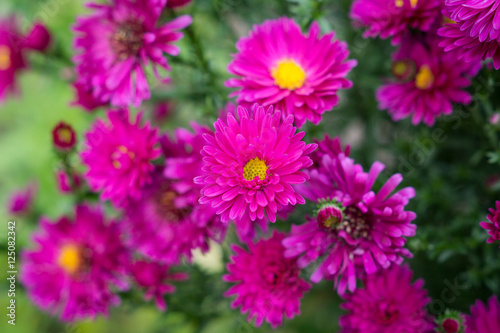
<box><xmin>0</xmin><ymin>45</ymin><xmax>11</xmax><ymax>71</ymax></box>
<box><xmin>323</xmin><ymin>216</ymin><xmax>340</xmax><ymax>228</ymax></box>
<box><xmin>57</xmin><ymin>128</ymin><xmax>73</xmax><ymax>143</ymax></box>
<box><xmin>58</xmin><ymin>244</ymin><xmax>81</xmax><ymax>274</ymax></box>
<box><xmin>395</xmin><ymin>0</ymin><xmax>418</xmax><ymax>7</ymax></box>
<box><xmin>271</xmin><ymin>60</ymin><xmax>306</xmax><ymax>90</ymax></box>
<box><xmin>443</xmin><ymin>17</ymin><xmax>456</xmax><ymax>24</ymax></box>
<box><xmin>243</xmin><ymin>157</ymin><xmax>268</xmax><ymax>181</ymax></box>
<box><xmin>410</xmin><ymin>0</ymin><xmax>418</xmax><ymax>7</ymax></box>
<box><xmin>415</xmin><ymin>65</ymin><xmax>434</xmax><ymax>90</ymax></box>
<box><xmin>392</xmin><ymin>61</ymin><xmax>408</xmax><ymax>77</ymax></box>
<box><xmin>112</xmin><ymin>145</ymin><xmax>135</xmax><ymax>169</ymax></box>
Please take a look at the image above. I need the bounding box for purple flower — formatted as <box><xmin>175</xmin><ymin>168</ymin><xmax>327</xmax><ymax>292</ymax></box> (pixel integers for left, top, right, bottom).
<box><xmin>465</xmin><ymin>296</ymin><xmax>500</xmax><ymax>333</ymax></box>
<box><xmin>7</xmin><ymin>182</ymin><xmax>36</xmax><ymax>215</ymax></box>
<box><xmin>131</xmin><ymin>260</ymin><xmax>188</xmax><ymax>311</ymax></box>
<box><xmin>224</xmin><ymin>231</ymin><xmax>310</xmax><ymax>328</ymax></box>
<box><xmin>71</xmin><ymin>82</ymin><xmax>107</xmax><ymax>112</ymax></box>
<box><xmin>350</xmin><ymin>0</ymin><xmax>442</xmax><ymax>45</ymax></box>
<box><xmin>479</xmin><ymin>201</ymin><xmax>500</xmax><ymax>246</ymax></box>
<box><xmin>226</xmin><ymin>18</ymin><xmax>356</xmax><ymax>127</ymax></box>
<box><xmin>340</xmin><ymin>265</ymin><xmax>434</xmax><ymax>333</ymax></box>
<box><xmin>439</xmin><ymin>0</ymin><xmax>500</xmax><ymax>69</ymax></box>
<box><xmin>283</xmin><ymin>136</ymin><xmax>416</xmax><ymax>294</ymax></box>
<box><xmin>81</xmin><ymin>109</ymin><xmax>160</xmax><ymax>206</ymax></box>
<box><xmin>73</xmin><ymin>0</ymin><xmax>192</xmax><ymax>107</ymax></box>
<box><xmin>20</xmin><ymin>205</ymin><xmax>130</xmax><ymax>322</ymax></box>
<box><xmin>377</xmin><ymin>34</ymin><xmax>480</xmax><ymax>126</ymax></box>
<box><xmin>195</xmin><ymin>104</ymin><xmax>317</xmax><ymax>223</ymax></box>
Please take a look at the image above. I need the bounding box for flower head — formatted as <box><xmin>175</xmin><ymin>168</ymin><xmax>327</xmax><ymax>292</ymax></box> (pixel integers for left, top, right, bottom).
<box><xmin>81</xmin><ymin>109</ymin><xmax>160</xmax><ymax>206</ymax></box>
<box><xmin>480</xmin><ymin>201</ymin><xmax>500</xmax><ymax>246</ymax></box>
<box><xmin>52</xmin><ymin>121</ymin><xmax>77</xmax><ymax>151</ymax></box>
<box><xmin>71</xmin><ymin>82</ymin><xmax>107</xmax><ymax>112</ymax></box>
<box><xmin>224</xmin><ymin>231</ymin><xmax>310</xmax><ymax>328</ymax></box>
<box><xmin>73</xmin><ymin>0</ymin><xmax>192</xmax><ymax>107</ymax></box>
<box><xmin>283</xmin><ymin>136</ymin><xmax>416</xmax><ymax>294</ymax></box>
<box><xmin>20</xmin><ymin>205</ymin><xmax>130</xmax><ymax>322</ymax></box>
<box><xmin>7</xmin><ymin>182</ymin><xmax>36</xmax><ymax>215</ymax></box>
<box><xmin>56</xmin><ymin>170</ymin><xmax>82</xmax><ymax>194</ymax></box>
<box><xmin>465</xmin><ymin>296</ymin><xmax>500</xmax><ymax>333</ymax></box>
<box><xmin>340</xmin><ymin>265</ymin><xmax>434</xmax><ymax>333</ymax></box>
<box><xmin>131</xmin><ymin>260</ymin><xmax>188</xmax><ymax>311</ymax></box>
<box><xmin>350</xmin><ymin>0</ymin><xmax>442</xmax><ymax>45</ymax></box>
<box><xmin>377</xmin><ymin>34</ymin><xmax>480</xmax><ymax>126</ymax></box>
<box><xmin>195</xmin><ymin>104</ymin><xmax>317</xmax><ymax>223</ymax></box>
<box><xmin>226</xmin><ymin>18</ymin><xmax>356</xmax><ymax>127</ymax></box>
<box><xmin>439</xmin><ymin>0</ymin><xmax>500</xmax><ymax>69</ymax></box>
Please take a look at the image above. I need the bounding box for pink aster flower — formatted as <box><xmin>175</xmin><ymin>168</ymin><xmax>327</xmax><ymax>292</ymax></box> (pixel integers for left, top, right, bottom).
<box><xmin>195</xmin><ymin>104</ymin><xmax>317</xmax><ymax>223</ymax></box>
<box><xmin>283</xmin><ymin>137</ymin><xmax>416</xmax><ymax>294</ymax></box>
<box><xmin>350</xmin><ymin>0</ymin><xmax>442</xmax><ymax>45</ymax></box>
<box><xmin>224</xmin><ymin>231</ymin><xmax>310</xmax><ymax>328</ymax></box>
<box><xmin>20</xmin><ymin>205</ymin><xmax>130</xmax><ymax>322</ymax></box>
<box><xmin>131</xmin><ymin>260</ymin><xmax>188</xmax><ymax>311</ymax></box>
<box><xmin>0</xmin><ymin>18</ymin><xmax>50</xmax><ymax>102</ymax></box>
<box><xmin>81</xmin><ymin>109</ymin><xmax>160</xmax><ymax>206</ymax></box>
<box><xmin>340</xmin><ymin>265</ymin><xmax>434</xmax><ymax>333</ymax></box>
<box><xmin>465</xmin><ymin>296</ymin><xmax>500</xmax><ymax>333</ymax></box>
<box><xmin>56</xmin><ymin>170</ymin><xmax>82</xmax><ymax>194</ymax></box>
<box><xmin>439</xmin><ymin>0</ymin><xmax>500</xmax><ymax>69</ymax></box>
<box><xmin>124</xmin><ymin>124</ymin><xmax>226</xmax><ymax>264</ymax></box>
<box><xmin>226</xmin><ymin>18</ymin><xmax>357</xmax><ymax>127</ymax></box>
<box><xmin>7</xmin><ymin>182</ymin><xmax>36</xmax><ymax>215</ymax></box>
<box><xmin>73</xmin><ymin>0</ymin><xmax>192</xmax><ymax>107</ymax></box>
<box><xmin>377</xmin><ymin>34</ymin><xmax>480</xmax><ymax>126</ymax></box>
<box><xmin>479</xmin><ymin>201</ymin><xmax>500</xmax><ymax>246</ymax></box>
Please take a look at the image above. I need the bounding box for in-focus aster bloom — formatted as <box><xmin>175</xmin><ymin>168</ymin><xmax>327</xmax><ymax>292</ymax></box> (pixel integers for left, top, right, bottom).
<box><xmin>226</xmin><ymin>18</ymin><xmax>356</xmax><ymax>127</ymax></box>
<box><xmin>131</xmin><ymin>260</ymin><xmax>188</xmax><ymax>311</ymax></box>
<box><xmin>20</xmin><ymin>205</ymin><xmax>130</xmax><ymax>322</ymax></box>
<box><xmin>480</xmin><ymin>201</ymin><xmax>500</xmax><ymax>246</ymax></box>
<box><xmin>0</xmin><ymin>18</ymin><xmax>51</xmax><ymax>102</ymax></box>
<box><xmin>350</xmin><ymin>0</ymin><xmax>442</xmax><ymax>45</ymax></box>
<box><xmin>439</xmin><ymin>0</ymin><xmax>500</xmax><ymax>69</ymax></box>
<box><xmin>124</xmin><ymin>123</ymin><xmax>226</xmax><ymax>264</ymax></box>
<box><xmin>377</xmin><ymin>35</ymin><xmax>480</xmax><ymax>126</ymax></box>
<box><xmin>465</xmin><ymin>296</ymin><xmax>500</xmax><ymax>333</ymax></box>
<box><xmin>81</xmin><ymin>109</ymin><xmax>160</xmax><ymax>206</ymax></box>
<box><xmin>195</xmin><ymin>104</ymin><xmax>317</xmax><ymax>223</ymax></box>
<box><xmin>7</xmin><ymin>182</ymin><xmax>36</xmax><ymax>215</ymax></box>
<box><xmin>283</xmin><ymin>137</ymin><xmax>416</xmax><ymax>294</ymax></box>
<box><xmin>340</xmin><ymin>265</ymin><xmax>434</xmax><ymax>333</ymax></box>
<box><xmin>224</xmin><ymin>232</ymin><xmax>310</xmax><ymax>328</ymax></box>
<box><xmin>73</xmin><ymin>0</ymin><xmax>192</xmax><ymax>107</ymax></box>
<box><xmin>52</xmin><ymin>121</ymin><xmax>77</xmax><ymax>151</ymax></box>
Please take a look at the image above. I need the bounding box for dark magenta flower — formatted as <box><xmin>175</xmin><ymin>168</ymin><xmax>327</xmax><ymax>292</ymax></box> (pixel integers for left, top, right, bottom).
<box><xmin>465</xmin><ymin>296</ymin><xmax>500</xmax><ymax>333</ymax></box>
<box><xmin>52</xmin><ymin>121</ymin><xmax>77</xmax><ymax>151</ymax></box>
<box><xmin>224</xmin><ymin>232</ymin><xmax>310</xmax><ymax>328</ymax></box>
<box><xmin>479</xmin><ymin>201</ymin><xmax>500</xmax><ymax>246</ymax></box>
<box><xmin>20</xmin><ymin>205</ymin><xmax>130</xmax><ymax>322</ymax></box>
<box><xmin>71</xmin><ymin>82</ymin><xmax>107</xmax><ymax>112</ymax></box>
<box><xmin>73</xmin><ymin>0</ymin><xmax>192</xmax><ymax>107</ymax></box>
<box><xmin>340</xmin><ymin>265</ymin><xmax>434</xmax><ymax>333</ymax></box>
<box><xmin>7</xmin><ymin>182</ymin><xmax>36</xmax><ymax>215</ymax></box>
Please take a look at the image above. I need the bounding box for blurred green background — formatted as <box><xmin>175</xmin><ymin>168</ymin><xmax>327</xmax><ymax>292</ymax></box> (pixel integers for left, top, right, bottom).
<box><xmin>1</xmin><ymin>0</ymin><xmax>500</xmax><ymax>332</ymax></box>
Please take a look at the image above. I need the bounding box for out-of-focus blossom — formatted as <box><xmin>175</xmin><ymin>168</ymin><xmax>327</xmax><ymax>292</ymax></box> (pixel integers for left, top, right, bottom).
<box><xmin>52</xmin><ymin>121</ymin><xmax>76</xmax><ymax>151</ymax></box>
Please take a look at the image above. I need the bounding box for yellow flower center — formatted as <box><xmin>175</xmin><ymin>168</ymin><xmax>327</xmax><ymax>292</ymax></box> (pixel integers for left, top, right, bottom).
<box><xmin>392</xmin><ymin>61</ymin><xmax>408</xmax><ymax>77</ymax></box>
<box><xmin>58</xmin><ymin>244</ymin><xmax>81</xmax><ymax>274</ymax></box>
<box><xmin>395</xmin><ymin>0</ymin><xmax>418</xmax><ymax>7</ymax></box>
<box><xmin>112</xmin><ymin>145</ymin><xmax>135</xmax><ymax>169</ymax></box>
<box><xmin>323</xmin><ymin>216</ymin><xmax>340</xmax><ymax>228</ymax></box>
<box><xmin>243</xmin><ymin>157</ymin><xmax>268</xmax><ymax>181</ymax></box>
<box><xmin>0</xmin><ymin>45</ymin><xmax>11</xmax><ymax>71</ymax></box>
<box><xmin>415</xmin><ymin>65</ymin><xmax>434</xmax><ymax>90</ymax></box>
<box><xmin>271</xmin><ymin>60</ymin><xmax>306</xmax><ymax>90</ymax></box>
<box><xmin>57</xmin><ymin>128</ymin><xmax>73</xmax><ymax>144</ymax></box>
<box><xmin>443</xmin><ymin>17</ymin><xmax>456</xmax><ymax>24</ymax></box>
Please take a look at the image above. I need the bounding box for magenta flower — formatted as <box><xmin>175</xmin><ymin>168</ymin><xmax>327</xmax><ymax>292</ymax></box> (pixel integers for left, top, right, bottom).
<box><xmin>131</xmin><ymin>260</ymin><xmax>188</xmax><ymax>311</ymax></box>
<box><xmin>81</xmin><ymin>109</ymin><xmax>160</xmax><ymax>206</ymax></box>
<box><xmin>73</xmin><ymin>0</ymin><xmax>192</xmax><ymax>107</ymax></box>
<box><xmin>479</xmin><ymin>201</ymin><xmax>500</xmax><ymax>246</ymax></box>
<box><xmin>377</xmin><ymin>35</ymin><xmax>480</xmax><ymax>126</ymax></box>
<box><xmin>56</xmin><ymin>170</ymin><xmax>82</xmax><ymax>194</ymax></box>
<box><xmin>465</xmin><ymin>296</ymin><xmax>500</xmax><ymax>333</ymax></box>
<box><xmin>195</xmin><ymin>104</ymin><xmax>317</xmax><ymax>223</ymax></box>
<box><xmin>7</xmin><ymin>182</ymin><xmax>36</xmax><ymax>215</ymax></box>
<box><xmin>0</xmin><ymin>18</ymin><xmax>50</xmax><ymax>102</ymax></box>
<box><xmin>439</xmin><ymin>0</ymin><xmax>500</xmax><ymax>69</ymax></box>
<box><xmin>350</xmin><ymin>0</ymin><xmax>442</xmax><ymax>45</ymax></box>
<box><xmin>20</xmin><ymin>205</ymin><xmax>130</xmax><ymax>322</ymax></box>
<box><xmin>224</xmin><ymin>231</ymin><xmax>310</xmax><ymax>328</ymax></box>
<box><xmin>124</xmin><ymin>123</ymin><xmax>226</xmax><ymax>264</ymax></box>
<box><xmin>167</xmin><ymin>0</ymin><xmax>192</xmax><ymax>8</ymax></box>
<box><xmin>340</xmin><ymin>265</ymin><xmax>434</xmax><ymax>333</ymax></box>
<box><xmin>71</xmin><ymin>82</ymin><xmax>107</xmax><ymax>112</ymax></box>
<box><xmin>226</xmin><ymin>18</ymin><xmax>356</xmax><ymax>127</ymax></box>
<box><xmin>52</xmin><ymin>121</ymin><xmax>77</xmax><ymax>151</ymax></box>
<box><xmin>283</xmin><ymin>137</ymin><xmax>416</xmax><ymax>294</ymax></box>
